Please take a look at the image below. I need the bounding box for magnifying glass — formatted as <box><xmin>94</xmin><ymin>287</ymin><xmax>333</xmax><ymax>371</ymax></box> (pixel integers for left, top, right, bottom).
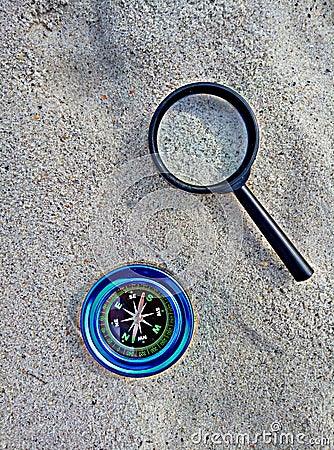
<box><xmin>149</xmin><ymin>82</ymin><xmax>313</xmax><ymax>282</ymax></box>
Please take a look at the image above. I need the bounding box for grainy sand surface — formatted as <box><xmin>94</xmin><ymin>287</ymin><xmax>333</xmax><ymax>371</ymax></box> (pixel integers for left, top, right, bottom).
<box><xmin>1</xmin><ymin>1</ymin><xmax>333</xmax><ymax>449</ymax></box>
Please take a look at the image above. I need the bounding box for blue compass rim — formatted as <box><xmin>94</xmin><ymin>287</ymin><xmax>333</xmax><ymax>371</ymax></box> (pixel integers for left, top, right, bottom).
<box><xmin>80</xmin><ymin>264</ymin><xmax>194</xmax><ymax>378</ymax></box>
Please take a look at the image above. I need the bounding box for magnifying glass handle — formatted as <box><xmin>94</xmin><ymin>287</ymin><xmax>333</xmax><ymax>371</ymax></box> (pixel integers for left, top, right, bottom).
<box><xmin>234</xmin><ymin>185</ymin><xmax>314</xmax><ymax>282</ymax></box>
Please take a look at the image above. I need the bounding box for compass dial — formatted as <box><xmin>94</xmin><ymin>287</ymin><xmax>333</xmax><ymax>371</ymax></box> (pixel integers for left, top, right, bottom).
<box><xmin>80</xmin><ymin>264</ymin><xmax>194</xmax><ymax>378</ymax></box>
<box><xmin>100</xmin><ymin>284</ymin><xmax>175</xmax><ymax>358</ymax></box>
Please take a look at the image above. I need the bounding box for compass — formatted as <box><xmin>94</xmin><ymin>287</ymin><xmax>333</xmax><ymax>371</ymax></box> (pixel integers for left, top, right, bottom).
<box><xmin>80</xmin><ymin>264</ymin><xmax>194</xmax><ymax>377</ymax></box>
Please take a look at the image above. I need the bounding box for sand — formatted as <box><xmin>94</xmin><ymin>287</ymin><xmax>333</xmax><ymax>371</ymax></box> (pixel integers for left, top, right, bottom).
<box><xmin>1</xmin><ymin>1</ymin><xmax>333</xmax><ymax>449</ymax></box>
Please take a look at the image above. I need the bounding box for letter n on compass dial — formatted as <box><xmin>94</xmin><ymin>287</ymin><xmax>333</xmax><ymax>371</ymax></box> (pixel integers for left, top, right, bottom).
<box><xmin>99</xmin><ymin>283</ymin><xmax>175</xmax><ymax>359</ymax></box>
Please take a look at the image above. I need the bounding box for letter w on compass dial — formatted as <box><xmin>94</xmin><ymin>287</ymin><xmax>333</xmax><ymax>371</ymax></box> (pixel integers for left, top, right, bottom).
<box><xmin>103</xmin><ymin>284</ymin><xmax>175</xmax><ymax>358</ymax></box>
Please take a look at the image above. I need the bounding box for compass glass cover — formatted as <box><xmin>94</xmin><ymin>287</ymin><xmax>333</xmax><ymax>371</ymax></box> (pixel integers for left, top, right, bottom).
<box><xmin>80</xmin><ymin>264</ymin><xmax>194</xmax><ymax>378</ymax></box>
<box><xmin>100</xmin><ymin>283</ymin><xmax>175</xmax><ymax>359</ymax></box>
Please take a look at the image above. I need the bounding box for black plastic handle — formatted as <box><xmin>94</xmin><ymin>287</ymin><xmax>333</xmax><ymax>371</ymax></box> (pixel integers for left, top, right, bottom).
<box><xmin>234</xmin><ymin>185</ymin><xmax>314</xmax><ymax>282</ymax></box>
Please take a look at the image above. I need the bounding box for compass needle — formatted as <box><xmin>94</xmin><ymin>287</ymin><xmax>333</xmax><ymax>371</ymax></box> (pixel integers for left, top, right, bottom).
<box><xmin>138</xmin><ymin>292</ymin><xmax>145</xmax><ymax>313</ymax></box>
<box><xmin>132</xmin><ymin>323</ymin><xmax>139</xmax><ymax>343</ymax></box>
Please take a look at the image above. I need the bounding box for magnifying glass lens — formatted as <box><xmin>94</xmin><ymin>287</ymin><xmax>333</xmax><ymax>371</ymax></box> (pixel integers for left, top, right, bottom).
<box><xmin>157</xmin><ymin>94</ymin><xmax>248</xmax><ymax>186</ymax></box>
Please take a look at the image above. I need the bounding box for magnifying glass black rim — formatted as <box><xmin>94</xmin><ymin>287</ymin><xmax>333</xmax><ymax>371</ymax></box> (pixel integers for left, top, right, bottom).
<box><xmin>149</xmin><ymin>82</ymin><xmax>259</xmax><ymax>194</ymax></box>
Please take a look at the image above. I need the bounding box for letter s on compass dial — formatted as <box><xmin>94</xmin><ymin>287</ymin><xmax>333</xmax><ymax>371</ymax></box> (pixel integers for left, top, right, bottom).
<box><xmin>80</xmin><ymin>264</ymin><xmax>194</xmax><ymax>378</ymax></box>
<box><xmin>100</xmin><ymin>284</ymin><xmax>175</xmax><ymax>358</ymax></box>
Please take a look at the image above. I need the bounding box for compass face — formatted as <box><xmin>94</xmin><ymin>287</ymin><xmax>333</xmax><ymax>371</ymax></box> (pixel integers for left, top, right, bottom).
<box><xmin>80</xmin><ymin>264</ymin><xmax>194</xmax><ymax>378</ymax></box>
<box><xmin>99</xmin><ymin>284</ymin><xmax>175</xmax><ymax>358</ymax></box>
